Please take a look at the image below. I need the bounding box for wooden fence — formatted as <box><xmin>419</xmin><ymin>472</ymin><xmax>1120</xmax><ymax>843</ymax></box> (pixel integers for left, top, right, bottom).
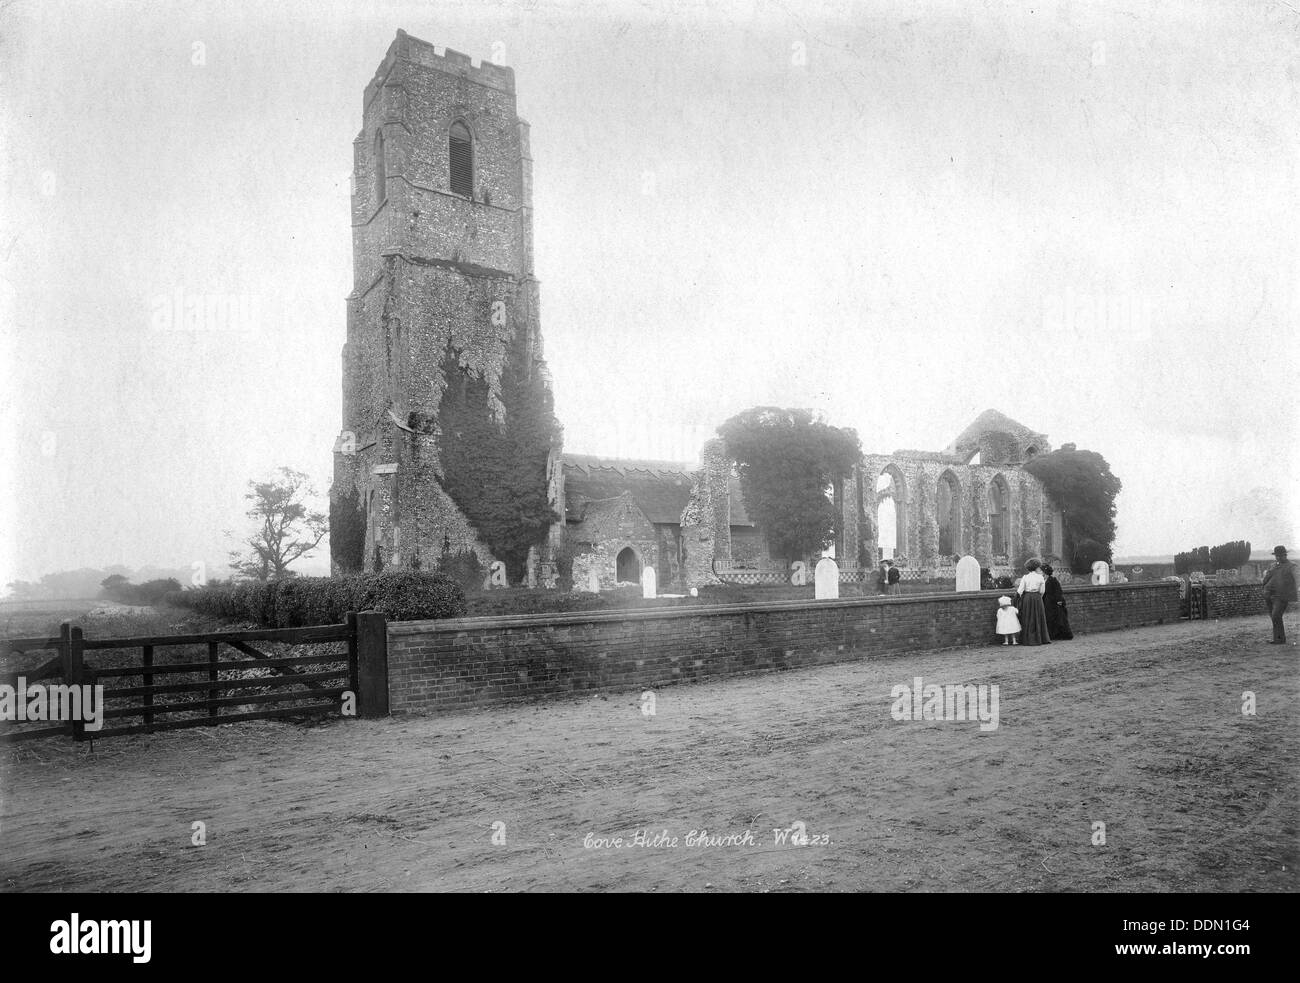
<box><xmin>1</xmin><ymin>611</ymin><xmax>387</xmax><ymax>743</ymax></box>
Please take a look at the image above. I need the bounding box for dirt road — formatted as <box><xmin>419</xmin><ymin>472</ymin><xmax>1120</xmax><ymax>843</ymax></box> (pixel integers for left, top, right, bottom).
<box><xmin>2</xmin><ymin>615</ymin><xmax>1296</xmax><ymax>892</ymax></box>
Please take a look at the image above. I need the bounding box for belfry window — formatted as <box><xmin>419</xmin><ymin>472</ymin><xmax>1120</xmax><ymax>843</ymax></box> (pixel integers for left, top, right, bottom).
<box><xmin>449</xmin><ymin>121</ymin><xmax>473</xmax><ymax>197</ymax></box>
<box><xmin>374</xmin><ymin>130</ymin><xmax>386</xmax><ymax>205</ymax></box>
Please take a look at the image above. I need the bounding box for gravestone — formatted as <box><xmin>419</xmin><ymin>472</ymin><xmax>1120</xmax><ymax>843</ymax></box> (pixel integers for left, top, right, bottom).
<box><xmin>790</xmin><ymin>561</ymin><xmax>807</xmax><ymax>586</ymax></box>
<box><xmin>642</xmin><ymin>566</ymin><xmax>657</xmax><ymax>599</ymax></box>
<box><xmin>526</xmin><ymin>546</ymin><xmax>538</xmax><ymax>588</ymax></box>
<box><xmin>1090</xmin><ymin>560</ymin><xmax>1110</xmax><ymax>585</ymax></box>
<box><xmin>814</xmin><ymin>557</ymin><xmax>839</xmax><ymax>599</ymax></box>
<box><xmin>955</xmin><ymin>555</ymin><xmax>981</xmax><ymax>592</ymax></box>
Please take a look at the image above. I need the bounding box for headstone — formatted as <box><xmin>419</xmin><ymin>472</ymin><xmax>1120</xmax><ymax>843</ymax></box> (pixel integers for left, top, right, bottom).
<box><xmin>814</xmin><ymin>557</ymin><xmax>839</xmax><ymax>599</ymax></box>
<box><xmin>1090</xmin><ymin>560</ymin><xmax>1110</xmax><ymax>586</ymax></box>
<box><xmin>790</xmin><ymin>560</ymin><xmax>807</xmax><ymax>586</ymax></box>
<box><xmin>955</xmin><ymin>555</ymin><xmax>981</xmax><ymax>592</ymax></box>
<box><xmin>642</xmin><ymin>566</ymin><xmax>657</xmax><ymax>599</ymax></box>
<box><xmin>526</xmin><ymin>546</ymin><xmax>538</xmax><ymax>588</ymax></box>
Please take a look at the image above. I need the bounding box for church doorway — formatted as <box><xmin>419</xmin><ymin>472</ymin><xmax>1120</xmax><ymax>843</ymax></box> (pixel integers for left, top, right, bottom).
<box><xmin>616</xmin><ymin>547</ymin><xmax>641</xmax><ymax>584</ymax></box>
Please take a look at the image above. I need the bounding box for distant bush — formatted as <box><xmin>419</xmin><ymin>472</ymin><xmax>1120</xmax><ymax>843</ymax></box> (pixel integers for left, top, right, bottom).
<box><xmin>101</xmin><ymin>576</ymin><xmax>182</xmax><ymax>606</ymax></box>
<box><xmin>436</xmin><ymin>548</ymin><xmax>486</xmax><ymax>592</ymax></box>
<box><xmin>169</xmin><ymin>572</ymin><xmax>466</xmax><ymax>627</ymax></box>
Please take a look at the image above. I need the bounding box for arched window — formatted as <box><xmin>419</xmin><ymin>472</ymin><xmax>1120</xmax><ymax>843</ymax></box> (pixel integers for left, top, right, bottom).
<box><xmin>616</xmin><ymin>547</ymin><xmax>640</xmax><ymax>584</ymax></box>
<box><xmin>990</xmin><ymin>475</ymin><xmax>1010</xmax><ymax>558</ymax></box>
<box><xmin>449</xmin><ymin>120</ymin><xmax>473</xmax><ymax>197</ymax></box>
<box><xmin>876</xmin><ymin>467</ymin><xmax>907</xmax><ymax>562</ymax></box>
<box><xmin>374</xmin><ymin>130</ymin><xmax>386</xmax><ymax>205</ymax></box>
<box><xmin>937</xmin><ymin>471</ymin><xmax>961</xmax><ymax>558</ymax></box>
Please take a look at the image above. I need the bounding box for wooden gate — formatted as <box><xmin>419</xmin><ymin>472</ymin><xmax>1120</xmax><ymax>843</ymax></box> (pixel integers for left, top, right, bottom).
<box><xmin>1</xmin><ymin>612</ymin><xmax>380</xmax><ymax>743</ymax></box>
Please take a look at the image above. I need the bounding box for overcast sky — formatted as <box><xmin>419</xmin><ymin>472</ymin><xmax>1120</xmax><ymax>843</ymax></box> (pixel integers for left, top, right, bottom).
<box><xmin>1</xmin><ymin>0</ymin><xmax>1296</xmax><ymax>584</ymax></box>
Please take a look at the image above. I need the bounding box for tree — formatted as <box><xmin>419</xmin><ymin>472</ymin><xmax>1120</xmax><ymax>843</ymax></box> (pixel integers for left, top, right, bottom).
<box><xmin>1210</xmin><ymin>540</ymin><xmax>1251</xmax><ymax>570</ymax></box>
<box><xmin>434</xmin><ymin>327</ymin><xmax>561</xmax><ymax>584</ymax></box>
<box><xmin>1175</xmin><ymin>546</ymin><xmax>1211</xmax><ymax>575</ymax></box>
<box><xmin>99</xmin><ymin>574</ymin><xmax>132</xmax><ymax>602</ymax></box>
<box><xmin>5</xmin><ymin>580</ymin><xmax>37</xmax><ymax>600</ymax></box>
<box><xmin>1025</xmin><ymin>444</ymin><xmax>1122</xmax><ymax>574</ymax></box>
<box><xmin>227</xmin><ymin>468</ymin><xmax>327</xmax><ymax>581</ymax></box>
<box><xmin>329</xmin><ymin>483</ymin><xmax>366</xmax><ymax>574</ymax></box>
<box><xmin>717</xmin><ymin>407</ymin><xmax>862</xmax><ymax>563</ymax></box>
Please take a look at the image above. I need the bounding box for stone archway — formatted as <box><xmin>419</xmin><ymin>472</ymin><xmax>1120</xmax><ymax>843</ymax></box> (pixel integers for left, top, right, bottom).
<box><xmin>616</xmin><ymin>546</ymin><xmax>641</xmax><ymax>584</ymax></box>
<box><xmin>875</xmin><ymin>464</ymin><xmax>908</xmax><ymax>563</ymax></box>
<box><xmin>990</xmin><ymin>474</ymin><xmax>1011</xmax><ymax>559</ymax></box>
<box><xmin>937</xmin><ymin>470</ymin><xmax>961</xmax><ymax>559</ymax></box>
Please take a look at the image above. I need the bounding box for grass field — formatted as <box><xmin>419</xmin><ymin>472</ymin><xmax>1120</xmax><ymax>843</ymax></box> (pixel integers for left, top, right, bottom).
<box><xmin>1</xmin><ymin>613</ymin><xmax>1296</xmax><ymax>893</ymax></box>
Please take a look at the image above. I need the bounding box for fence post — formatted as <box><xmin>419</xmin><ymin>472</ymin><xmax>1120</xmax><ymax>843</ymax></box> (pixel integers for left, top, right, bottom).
<box><xmin>68</xmin><ymin>625</ymin><xmax>86</xmax><ymax>743</ymax></box>
<box><xmin>354</xmin><ymin>610</ymin><xmax>388</xmax><ymax>719</ymax></box>
<box><xmin>346</xmin><ymin>611</ymin><xmax>360</xmax><ymax>706</ymax></box>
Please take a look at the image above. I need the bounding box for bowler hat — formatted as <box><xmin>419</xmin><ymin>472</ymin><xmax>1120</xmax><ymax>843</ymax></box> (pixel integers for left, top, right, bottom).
<box><xmin>1275</xmin><ymin>545</ymin><xmax>1288</xmax><ymax>557</ymax></box>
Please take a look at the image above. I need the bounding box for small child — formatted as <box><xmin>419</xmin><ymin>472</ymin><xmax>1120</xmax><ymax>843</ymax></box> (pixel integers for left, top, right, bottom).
<box><xmin>996</xmin><ymin>595</ymin><xmax>1021</xmax><ymax>645</ymax></box>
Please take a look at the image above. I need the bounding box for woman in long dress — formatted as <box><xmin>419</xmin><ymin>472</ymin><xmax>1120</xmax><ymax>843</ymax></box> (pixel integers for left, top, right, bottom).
<box><xmin>1015</xmin><ymin>559</ymin><xmax>1052</xmax><ymax>645</ymax></box>
<box><xmin>1042</xmin><ymin>564</ymin><xmax>1074</xmax><ymax>640</ymax></box>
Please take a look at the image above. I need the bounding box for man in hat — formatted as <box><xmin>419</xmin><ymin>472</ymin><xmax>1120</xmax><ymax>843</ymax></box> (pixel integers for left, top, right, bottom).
<box><xmin>879</xmin><ymin>558</ymin><xmax>901</xmax><ymax>595</ymax></box>
<box><xmin>1262</xmin><ymin>546</ymin><xmax>1296</xmax><ymax>644</ymax></box>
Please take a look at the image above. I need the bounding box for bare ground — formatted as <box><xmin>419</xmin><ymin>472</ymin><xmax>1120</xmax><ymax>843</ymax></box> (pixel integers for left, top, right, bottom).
<box><xmin>2</xmin><ymin>614</ymin><xmax>1296</xmax><ymax>893</ymax></box>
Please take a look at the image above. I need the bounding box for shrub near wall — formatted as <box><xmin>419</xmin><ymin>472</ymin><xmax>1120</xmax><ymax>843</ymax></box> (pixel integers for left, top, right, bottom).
<box><xmin>168</xmin><ymin>572</ymin><xmax>466</xmax><ymax>627</ymax></box>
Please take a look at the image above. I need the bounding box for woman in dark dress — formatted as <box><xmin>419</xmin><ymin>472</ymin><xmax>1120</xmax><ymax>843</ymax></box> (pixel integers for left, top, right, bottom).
<box><xmin>1014</xmin><ymin>558</ymin><xmax>1052</xmax><ymax>645</ymax></box>
<box><xmin>1042</xmin><ymin>564</ymin><xmax>1073</xmax><ymax>640</ymax></box>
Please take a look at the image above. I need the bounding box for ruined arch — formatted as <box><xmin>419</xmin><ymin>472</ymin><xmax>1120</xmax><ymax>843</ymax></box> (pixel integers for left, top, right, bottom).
<box><xmin>990</xmin><ymin>473</ymin><xmax>1011</xmax><ymax>559</ymax></box>
<box><xmin>615</xmin><ymin>546</ymin><xmax>641</xmax><ymax>584</ymax></box>
<box><xmin>875</xmin><ymin>464</ymin><xmax>908</xmax><ymax>562</ymax></box>
<box><xmin>937</xmin><ymin>470</ymin><xmax>961</xmax><ymax>559</ymax></box>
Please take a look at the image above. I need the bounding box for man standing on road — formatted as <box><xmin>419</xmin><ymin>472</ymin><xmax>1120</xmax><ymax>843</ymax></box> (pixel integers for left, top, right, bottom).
<box><xmin>1262</xmin><ymin>545</ymin><xmax>1296</xmax><ymax>644</ymax></box>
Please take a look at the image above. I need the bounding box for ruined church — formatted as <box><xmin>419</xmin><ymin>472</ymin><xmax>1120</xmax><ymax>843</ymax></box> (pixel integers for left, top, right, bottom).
<box><xmin>331</xmin><ymin>32</ymin><xmax>1064</xmax><ymax>590</ymax></box>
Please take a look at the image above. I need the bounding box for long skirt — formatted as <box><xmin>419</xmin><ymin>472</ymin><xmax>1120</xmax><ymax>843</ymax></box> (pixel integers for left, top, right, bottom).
<box><xmin>1045</xmin><ymin>598</ymin><xmax>1074</xmax><ymax>640</ymax></box>
<box><xmin>1016</xmin><ymin>591</ymin><xmax>1052</xmax><ymax>645</ymax></box>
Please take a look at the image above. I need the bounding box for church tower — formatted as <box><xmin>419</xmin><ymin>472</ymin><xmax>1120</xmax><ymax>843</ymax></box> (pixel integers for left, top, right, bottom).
<box><xmin>331</xmin><ymin>30</ymin><xmax>559</xmax><ymax>578</ymax></box>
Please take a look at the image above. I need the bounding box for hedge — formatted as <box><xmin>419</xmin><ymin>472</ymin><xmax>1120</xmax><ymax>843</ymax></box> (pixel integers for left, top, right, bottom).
<box><xmin>166</xmin><ymin>572</ymin><xmax>466</xmax><ymax>627</ymax></box>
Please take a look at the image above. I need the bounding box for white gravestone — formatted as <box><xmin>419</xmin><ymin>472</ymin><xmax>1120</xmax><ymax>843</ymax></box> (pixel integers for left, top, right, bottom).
<box><xmin>814</xmin><ymin>557</ymin><xmax>839</xmax><ymax>600</ymax></box>
<box><xmin>1091</xmin><ymin>560</ymin><xmax>1110</xmax><ymax>586</ymax></box>
<box><xmin>956</xmin><ymin>555</ymin><xmax>981</xmax><ymax>592</ymax></box>
<box><xmin>790</xmin><ymin>561</ymin><xmax>807</xmax><ymax>586</ymax></box>
<box><xmin>642</xmin><ymin>566</ymin><xmax>657</xmax><ymax>599</ymax></box>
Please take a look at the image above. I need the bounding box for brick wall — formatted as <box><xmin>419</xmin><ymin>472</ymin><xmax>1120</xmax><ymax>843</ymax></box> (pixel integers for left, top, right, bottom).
<box><xmin>385</xmin><ymin>582</ymin><xmax>1180</xmax><ymax>712</ymax></box>
<box><xmin>1206</xmin><ymin>583</ymin><xmax>1268</xmax><ymax>619</ymax></box>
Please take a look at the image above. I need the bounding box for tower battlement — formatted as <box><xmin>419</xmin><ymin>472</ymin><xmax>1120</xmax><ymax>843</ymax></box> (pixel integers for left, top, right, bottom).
<box><xmin>363</xmin><ymin>29</ymin><xmax>515</xmax><ymax>113</ymax></box>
